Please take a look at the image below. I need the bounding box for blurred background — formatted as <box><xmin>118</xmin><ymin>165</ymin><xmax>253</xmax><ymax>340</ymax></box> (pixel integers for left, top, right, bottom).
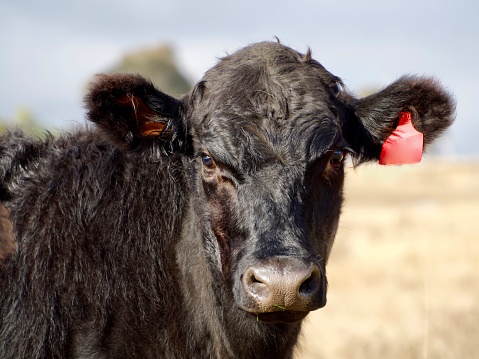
<box><xmin>1</xmin><ymin>0</ymin><xmax>478</xmax><ymax>358</ymax></box>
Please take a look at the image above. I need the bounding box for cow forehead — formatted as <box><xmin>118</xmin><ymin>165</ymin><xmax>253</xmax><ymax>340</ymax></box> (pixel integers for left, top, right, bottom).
<box><xmin>196</xmin><ymin>42</ymin><xmax>340</xmax><ymax>113</ymax></box>
<box><xmin>188</xmin><ymin>42</ymin><xmax>343</xmax><ymax>167</ymax></box>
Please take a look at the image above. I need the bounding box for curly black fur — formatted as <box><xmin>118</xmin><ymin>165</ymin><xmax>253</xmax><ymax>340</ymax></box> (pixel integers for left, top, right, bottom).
<box><xmin>0</xmin><ymin>204</ymin><xmax>13</xmax><ymax>263</ymax></box>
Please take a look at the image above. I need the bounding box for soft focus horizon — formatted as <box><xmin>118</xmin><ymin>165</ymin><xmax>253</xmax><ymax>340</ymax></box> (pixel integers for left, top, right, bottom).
<box><xmin>1</xmin><ymin>0</ymin><xmax>478</xmax><ymax>156</ymax></box>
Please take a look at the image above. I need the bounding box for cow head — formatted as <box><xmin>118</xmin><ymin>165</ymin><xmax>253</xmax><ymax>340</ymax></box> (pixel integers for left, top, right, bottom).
<box><xmin>85</xmin><ymin>42</ymin><xmax>454</xmax><ymax>325</ymax></box>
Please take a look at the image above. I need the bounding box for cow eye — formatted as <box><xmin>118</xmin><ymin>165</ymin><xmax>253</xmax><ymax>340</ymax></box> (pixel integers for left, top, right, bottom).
<box><xmin>329</xmin><ymin>149</ymin><xmax>345</xmax><ymax>166</ymax></box>
<box><xmin>201</xmin><ymin>154</ymin><xmax>216</xmax><ymax>169</ymax></box>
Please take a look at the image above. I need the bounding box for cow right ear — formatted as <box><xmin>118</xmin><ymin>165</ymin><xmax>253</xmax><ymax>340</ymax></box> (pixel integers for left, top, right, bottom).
<box><xmin>339</xmin><ymin>76</ymin><xmax>455</xmax><ymax>165</ymax></box>
<box><xmin>85</xmin><ymin>74</ymin><xmax>187</xmax><ymax>152</ymax></box>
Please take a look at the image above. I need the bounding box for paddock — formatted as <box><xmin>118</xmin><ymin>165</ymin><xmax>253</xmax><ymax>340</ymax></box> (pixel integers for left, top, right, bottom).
<box><xmin>300</xmin><ymin>159</ymin><xmax>479</xmax><ymax>359</ymax></box>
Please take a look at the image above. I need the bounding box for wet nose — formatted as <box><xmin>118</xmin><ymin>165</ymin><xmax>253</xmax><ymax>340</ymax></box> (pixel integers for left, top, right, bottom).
<box><xmin>241</xmin><ymin>257</ymin><xmax>326</xmax><ymax>313</ymax></box>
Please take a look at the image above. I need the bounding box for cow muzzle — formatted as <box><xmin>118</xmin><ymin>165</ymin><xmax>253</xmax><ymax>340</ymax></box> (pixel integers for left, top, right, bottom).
<box><xmin>238</xmin><ymin>257</ymin><xmax>327</xmax><ymax>323</ymax></box>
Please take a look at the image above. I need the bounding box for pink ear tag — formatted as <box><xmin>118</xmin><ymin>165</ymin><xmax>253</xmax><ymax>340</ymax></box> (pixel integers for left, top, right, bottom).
<box><xmin>379</xmin><ymin>111</ymin><xmax>424</xmax><ymax>165</ymax></box>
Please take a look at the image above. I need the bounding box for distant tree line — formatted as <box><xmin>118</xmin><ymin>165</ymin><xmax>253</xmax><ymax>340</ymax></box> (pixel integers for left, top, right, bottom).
<box><xmin>105</xmin><ymin>44</ymin><xmax>192</xmax><ymax>97</ymax></box>
<box><xmin>0</xmin><ymin>107</ymin><xmax>46</xmax><ymax>137</ymax></box>
<box><xmin>1</xmin><ymin>44</ymin><xmax>192</xmax><ymax>134</ymax></box>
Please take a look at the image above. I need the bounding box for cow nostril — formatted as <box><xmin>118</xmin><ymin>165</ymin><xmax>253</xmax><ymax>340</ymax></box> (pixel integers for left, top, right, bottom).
<box><xmin>299</xmin><ymin>267</ymin><xmax>320</xmax><ymax>296</ymax></box>
<box><xmin>242</xmin><ymin>268</ymin><xmax>270</xmax><ymax>298</ymax></box>
<box><xmin>251</xmin><ymin>275</ymin><xmax>262</xmax><ymax>283</ymax></box>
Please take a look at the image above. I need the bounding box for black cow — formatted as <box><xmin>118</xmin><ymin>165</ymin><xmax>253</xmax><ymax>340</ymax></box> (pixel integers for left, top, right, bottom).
<box><xmin>0</xmin><ymin>42</ymin><xmax>454</xmax><ymax>358</ymax></box>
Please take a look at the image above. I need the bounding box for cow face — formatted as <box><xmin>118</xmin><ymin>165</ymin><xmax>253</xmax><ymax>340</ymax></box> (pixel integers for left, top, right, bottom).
<box><xmin>186</xmin><ymin>44</ymin><xmax>347</xmax><ymax>322</ymax></box>
<box><xmin>85</xmin><ymin>42</ymin><xmax>454</xmax><ymax>324</ymax></box>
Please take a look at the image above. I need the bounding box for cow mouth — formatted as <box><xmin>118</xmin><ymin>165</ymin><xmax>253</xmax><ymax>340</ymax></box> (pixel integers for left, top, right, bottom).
<box><xmin>254</xmin><ymin>311</ymin><xmax>309</xmax><ymax>323</ymax></box>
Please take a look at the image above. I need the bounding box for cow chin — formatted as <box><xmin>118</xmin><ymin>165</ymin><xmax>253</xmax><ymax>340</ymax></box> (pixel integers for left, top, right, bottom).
<box><xmin>254</xmin><ymin>311</ymin><xmax>310</xmax><ymax>324</ymax></box>
<box><xmin>238</xmin><ymin>299</ymin><xmax>324</xmax><ymax>324</ymax></box>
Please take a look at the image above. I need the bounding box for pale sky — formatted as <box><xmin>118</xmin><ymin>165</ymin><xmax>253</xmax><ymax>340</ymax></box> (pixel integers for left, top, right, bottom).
<box><xmin>1</xmin><ymin>0</ymin><xmax>477</xmax><ymax>154</ymax></box>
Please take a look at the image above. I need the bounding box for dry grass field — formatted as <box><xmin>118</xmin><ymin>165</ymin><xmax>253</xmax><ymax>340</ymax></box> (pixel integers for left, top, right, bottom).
<box><xmin>297</xmin><ymin>159</ymin><xmax>479</xmax><ymax>359</ymax></box>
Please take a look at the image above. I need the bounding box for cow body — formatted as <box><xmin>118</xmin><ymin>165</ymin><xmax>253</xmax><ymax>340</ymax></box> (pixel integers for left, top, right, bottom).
<box><xmin>0</xmin><ymin>42</ymin><xmax>454</xmax><ymax>358</ymax></box>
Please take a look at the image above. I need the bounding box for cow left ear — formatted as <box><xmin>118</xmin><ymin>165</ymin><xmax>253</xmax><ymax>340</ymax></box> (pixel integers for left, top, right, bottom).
<box><xmin>85</xmin><ymin>74</ymin><xmax>187</xmax><ymax>152</ymax></box>
<box><xmin>341</xmin><ymin>76</ymin><xmax>455</xmax><ymax>164</ymax></box>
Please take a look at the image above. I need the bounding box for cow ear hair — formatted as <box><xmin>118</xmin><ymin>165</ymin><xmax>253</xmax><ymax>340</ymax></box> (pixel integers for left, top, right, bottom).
<box><xmin>341</xmin><ymin>76</ymin><xmax>455</xmax><ymax>164</ymax></box>
<box><xmin>85</xmin><ymin>74</ymin><xmax>187</xmax><ymax>151</ymax></box>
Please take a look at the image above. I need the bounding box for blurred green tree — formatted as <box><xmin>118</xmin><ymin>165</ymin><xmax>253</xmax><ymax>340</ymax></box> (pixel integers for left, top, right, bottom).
<box><xmin>0</xmin><ymin>118</ymin><xmax>7</xmax><ymax>132</ymax></box>
<box><xmin>0</xmin><ymin>107</ymin><xmax>47</xmax><ymax>136</ymax></box>
<box><xmin>107</xmin><ymin>44</ymin><xmax>192</xmax><ymax>97</ymax></box>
